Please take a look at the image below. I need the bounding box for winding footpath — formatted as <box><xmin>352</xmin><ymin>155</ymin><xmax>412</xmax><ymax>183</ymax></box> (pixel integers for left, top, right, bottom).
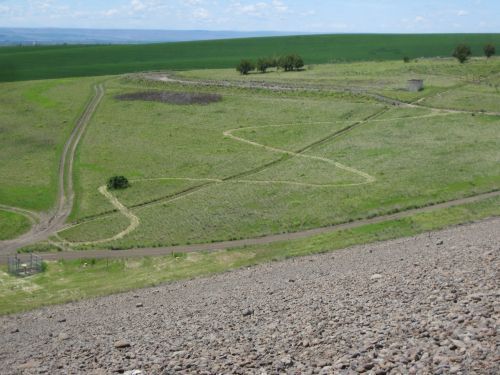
<box><xmin>0</xmin><ymin>84</ymin><xmax>105</xmax><ymax>255</ymax></box>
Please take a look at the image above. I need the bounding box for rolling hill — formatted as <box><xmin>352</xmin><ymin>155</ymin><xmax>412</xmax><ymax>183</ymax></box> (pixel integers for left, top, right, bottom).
<box><xmin>2</xmin><ymin>33</ymin><xmax>500</xmax><ymax>82</ymax></box>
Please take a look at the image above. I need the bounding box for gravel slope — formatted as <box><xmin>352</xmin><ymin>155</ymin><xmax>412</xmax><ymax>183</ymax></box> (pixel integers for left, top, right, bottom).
<box><xmin>1</xmin><ymin>218</ymin><xmax>499</xmax><ymax>374</ymax></box>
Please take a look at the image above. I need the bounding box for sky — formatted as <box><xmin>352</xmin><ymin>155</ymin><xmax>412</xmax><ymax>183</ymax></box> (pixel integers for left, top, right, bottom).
<box><xmin>0</xmin><ymin>0</ymin><xmax>498</xmax><ymax>33</ymax></box>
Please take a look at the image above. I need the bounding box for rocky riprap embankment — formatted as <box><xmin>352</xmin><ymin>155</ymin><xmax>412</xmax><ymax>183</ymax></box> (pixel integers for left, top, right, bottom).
<box><xmin>1</xmin><ymin>218</ymin><xmax>499</xmax><ymax>374</ymax></box>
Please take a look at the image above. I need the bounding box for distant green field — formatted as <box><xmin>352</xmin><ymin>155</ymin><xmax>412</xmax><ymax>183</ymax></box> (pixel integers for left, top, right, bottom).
<box><xmin>2</xmin><ymin>33</ymin><xmax>500</xmax><ymax>82</ymax></box>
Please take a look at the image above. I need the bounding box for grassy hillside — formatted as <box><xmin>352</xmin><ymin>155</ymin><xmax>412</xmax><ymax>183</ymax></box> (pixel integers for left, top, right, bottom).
<box><xmin>53</xmin><ymin>59</ymin><xmax>500</xmax><ymax>250</ymax></box>
<box><xmin>0</xmin><ymin>77</ymin><xmax>100</xmax><ymax>211</ymax></box>
<box><xmin>0</xmin><ymin>210</ymin><xmax>30</xmax><ymax>240</ymax></box>
<box><xmin>3</xmin><ymin>195</ymin><xmax>500</xmax><ymax>315</ymax></box>
<box><xmin>2</xmin><ymin>33</ymin><xmax>500</xmax><ymax>82</ymax></box>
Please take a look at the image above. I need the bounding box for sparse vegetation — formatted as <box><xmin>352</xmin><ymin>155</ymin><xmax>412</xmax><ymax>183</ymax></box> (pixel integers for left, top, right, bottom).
<box><xmin>115</xmin><ymin>91</ymin><xmax>222</xmax><ymax>105</ymax></box>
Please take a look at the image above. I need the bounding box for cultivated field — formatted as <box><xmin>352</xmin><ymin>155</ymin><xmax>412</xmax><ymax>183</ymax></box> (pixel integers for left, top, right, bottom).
<box><xmin>2</xmin><ymin>33</ymin><xmax>500</xmax><ymax>82</ymax></box>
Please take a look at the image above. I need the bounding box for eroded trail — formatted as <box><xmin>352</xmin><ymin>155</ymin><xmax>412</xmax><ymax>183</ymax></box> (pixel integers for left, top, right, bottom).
<box><xmin>0</xmin><ymin>84</ymin><xmax>105</xmax><ymax>254</ymax></box>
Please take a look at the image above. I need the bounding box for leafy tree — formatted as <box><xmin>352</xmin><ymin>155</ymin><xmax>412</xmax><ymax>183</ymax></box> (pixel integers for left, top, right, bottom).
<box><xmin>278</xmin><ymin>55</ymin><xmax>292</xmax><ymax>71</ymax></box>
<box><xmin>292</xmin><ymin>54</ymin><xmax>304</xmax><ymax>70</ymax></box>
<box><xmin>236</xmin><ymin>59</ymin><xmax>255</xmax><ymax>75</ymax></box>
<box><xmin>267</xmin><ymin>56</ymin><xmax>279</xmax><ymax>69</ymax></box>
<box><xmin>256</xmin><ymin>57</ymin><xmax>270</xmax><ymax>73</ymax></box>
<box><xmin>403</xmin><ymin>56</ymin><xmax>410</xmax><ymax>63</ymax></box>
<box><xmin>453</xmin><ymin>44</ymin><xmax>472</xmax><ymax>64</ymax></box>
<box><xmin>278</xmin><ymin>54</ymin><xmax>305</xmax><ymax>72</ymax></box>
<box><xmin>484</xmin><ymin>43</ymin><xmax>496</xmax><ymax>58</ymax></box>
<box><xmin>107</xmin><ymin>176</ymin><xmax>130</xmax><ymax>190</ymax></box>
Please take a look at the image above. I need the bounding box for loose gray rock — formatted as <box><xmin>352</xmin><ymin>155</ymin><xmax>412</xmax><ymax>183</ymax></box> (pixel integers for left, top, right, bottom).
<box><xmin>242</xmin><ymin>308</ymin><xmax>254</xmax><ymax>317</ymax></box>
<box><xmin>114</xmin><ymin>340</ymin><xmax>131</xmax><ymax>349</ymax></box>
<box><xmin>0</xmin><ymin>218</ymin><xmax>498</xmax><ymax>374</ymax></box>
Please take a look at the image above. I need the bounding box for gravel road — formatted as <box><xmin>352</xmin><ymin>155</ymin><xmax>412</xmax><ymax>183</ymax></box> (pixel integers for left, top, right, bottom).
<box><xmin>1</xmin><ymin>218</ymin><xmax>499</xmax><ymax>374</ymax></box>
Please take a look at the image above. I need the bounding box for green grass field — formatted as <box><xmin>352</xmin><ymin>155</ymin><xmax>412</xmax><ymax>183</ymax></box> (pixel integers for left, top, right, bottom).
<box><xmin>0</xmin><ymin>210</ymin><xmax>31</xmax><ymax>240</ymax></box>
<box><xmin>2</xmin><ymin>195</ymin><xmax>499</xmax><ymax>315</ymax></box>
<box><xmin>0</xmin><ymin>77</ymin><xmax>100</xmax><ymax>212</ymax></box>
<box><xmin>46</xmin><ymin>58</ymin><xmax>499</xmax><ymax>250</ymax></box>
<box><xmin>2</xmin><ymin>33</ymin><xmax>500</xmax><ymax>82</ymax></box>
<box><xmin>1</xmin><ymin>55</ymin><xmax>499</xmax><ymax>313</ymax></box>
<box><xmin>1</xmin><ymin>58</ymin><xmax>499</xmax><ymax>246</ymax></box>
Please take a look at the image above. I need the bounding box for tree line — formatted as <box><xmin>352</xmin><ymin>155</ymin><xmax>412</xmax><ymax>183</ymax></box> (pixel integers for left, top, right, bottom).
<box><xmin>404</xmin><ymin>43</ymin><xmax>496</xmax><ymax>64</ymax></box>
<box><xmin>452</xmin><ymin>43</ymin><xmax>496</xmax><ymax>63</ymax></box>
<box><xmin>236</xmin><ymin>54</ymin><xmax>304</xmax><ymax>75</ymax></box>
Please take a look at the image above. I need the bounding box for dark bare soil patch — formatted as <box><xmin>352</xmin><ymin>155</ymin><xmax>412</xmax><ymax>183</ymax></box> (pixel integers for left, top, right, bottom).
<box><xmin>115</xmin><ymin>91</ymin><xmax>222</xmax><ymax>105</ymax></box>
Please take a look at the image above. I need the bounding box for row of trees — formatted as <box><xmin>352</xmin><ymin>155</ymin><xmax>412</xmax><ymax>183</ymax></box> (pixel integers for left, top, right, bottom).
<box><xmin>453</xmin><ymin>43</ymin><xmax>495</xmax><ymax>63</ymax></box>
<box><xmin>403</xmin><ymin>43</ymin><xmax>496</xmax><ymax>64</ymax></box>
<box><xmin>236</xmin><ymin>54</ymin><xmax>305</xmax><ymax>75</ymax></box>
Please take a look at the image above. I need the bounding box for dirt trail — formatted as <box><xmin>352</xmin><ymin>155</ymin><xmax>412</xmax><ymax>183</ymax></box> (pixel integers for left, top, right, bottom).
<box><xmin>0</xmin><ymin>84</ymin><xmax>105</xmax><ymax>255</ymax></box>
<box><xmin>56</xmin><ymin>109</ymin><xmax>454</xmax><ymax>246</ymax></box>
<box><xmin>55</xmin><ymin>73</ymin><xmax>499</xmax><ymax>247</ymax></box>
<box><xmin>4</xmin><ymin>74</ymin><xmax>499</xmax><ymax>259</ymax></box>
<box><xmin>57</xmin><ymin>111</ymin><xmax>389</xmax><ymax>246</ymax></box>
<box><xmin>2</xmin><ymin>189</ymin><xmax>497</xmax><ymax>264</ymax></box>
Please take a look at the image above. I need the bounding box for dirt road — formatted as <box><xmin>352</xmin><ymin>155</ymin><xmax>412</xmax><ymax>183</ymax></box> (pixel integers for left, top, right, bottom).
<box><xmin>1</xmin><ymin>189</ymin><xmax>497</xmax><ymax>264</ymax></box>
<box><xmin>0</xmin><ymin>84</ymin><xmax>105</xmax><ymax>255</ymax></box>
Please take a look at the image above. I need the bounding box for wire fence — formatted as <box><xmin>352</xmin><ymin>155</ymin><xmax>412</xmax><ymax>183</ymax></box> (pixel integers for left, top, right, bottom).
<box><xmin>7</xmin><ymin>254</ymin><xmax>43</xmax><ymax>277</ymax></box>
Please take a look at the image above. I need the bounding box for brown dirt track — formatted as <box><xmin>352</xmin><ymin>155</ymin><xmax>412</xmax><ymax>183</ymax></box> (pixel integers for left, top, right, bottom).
<box><xmin>1</xmin><ymin>190</ymin><xmax>498</xmax><ymax>264</ymax></box>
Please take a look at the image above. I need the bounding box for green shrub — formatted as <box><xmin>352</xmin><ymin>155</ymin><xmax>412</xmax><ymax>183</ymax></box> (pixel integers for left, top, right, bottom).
<box><xmin>453</xmin><ymin>44</ymin><xmax>472</xmax><ymax>64</ymax></box>
<box><xmin>236</xmin><ymin>59</ymin><xmax>255</xmax><ymax>75</ymax></box>
<box><xmin>484</xmin><ymin>44</ymin><xmax>496</xmax><ymax>58</ymax></box>
<box><xmin>256</xmin><ymin>58</ymin><xmax>270</xmax><ymax>73</ymax></box>
<box><xmin>107</xmin><ymin>176</ymin><xmax>130</xmax><ymax>190</ymax></box>
<box><xmin>278</xmin><ymin>54</ymin><xmax>305</xmax><ymax>71</ymax></box>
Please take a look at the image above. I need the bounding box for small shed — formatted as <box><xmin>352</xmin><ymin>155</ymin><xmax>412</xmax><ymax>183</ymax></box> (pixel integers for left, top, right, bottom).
<box><xmin>408</xmin><ymin>79</ymin><xmax>424</xmax><ymax>92</ymax></box>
